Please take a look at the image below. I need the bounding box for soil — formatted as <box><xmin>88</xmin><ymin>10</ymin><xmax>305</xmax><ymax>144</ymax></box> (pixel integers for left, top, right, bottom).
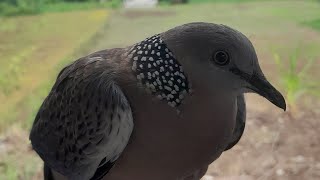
<box><xmin>204</xmin><ymin>95</ymin><xmax>320</xmax><ymax>180</ymax></box>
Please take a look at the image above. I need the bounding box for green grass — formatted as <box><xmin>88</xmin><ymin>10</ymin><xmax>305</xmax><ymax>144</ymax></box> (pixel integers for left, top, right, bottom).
<box><xmin>273</xmin><ymin>50</ymin><xmax>319</xmax><ymax>112</ymax></box>
<box><xmin>40</xmin><ymin>1</ymin><xmax>122</xmax><ymax>13</ymax></box>
<box><xmin>0</xmin><ymin>1</ymin><xmax>121</xmax><ymax>16</ymax></box>
<box><xmin>303</xmin><ymin>18</ymin><xmax>320</xmax><ymax>30</ymax></box>
<box><xmin>188</xmin><ymin>0</ymin><xmax>320</xmax><ymax>3</ymax></box>
<box><xmin>159</xmin><ymin>0</ymin><xmax>274</xmax><ymax>6</ymax></box>
<box><xmin>0</xmin><ymin>0</ymin><xmax>42</xmax><ymax>16</ymax></box>
<box><xmin>189</xmin><ymin>0</ymin><xmax>271</xmax><ymax>3</ymax></box>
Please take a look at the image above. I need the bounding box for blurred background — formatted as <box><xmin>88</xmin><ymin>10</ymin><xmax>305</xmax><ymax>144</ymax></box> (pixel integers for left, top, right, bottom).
<box><xmin>0</xmin><ymin>0</ymin><xmax>319</xmax><ymax>179</ymax></box>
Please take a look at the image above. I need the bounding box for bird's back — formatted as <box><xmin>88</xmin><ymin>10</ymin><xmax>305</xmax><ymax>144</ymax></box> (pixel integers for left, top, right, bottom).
<box><xmin>30</xmin><ymin>48</ymin><xmax>134</xmax><ymax>180</ymax></box>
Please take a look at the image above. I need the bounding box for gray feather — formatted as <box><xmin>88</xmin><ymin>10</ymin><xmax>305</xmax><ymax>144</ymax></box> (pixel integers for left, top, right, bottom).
<box><xmin>224</xmin><ymin>94</ymin><xmax>246</xmax><ymax>151</ymax></box>
<box><xmin>30</xmin><ymin>51</ymin><xmax>134</xmax><ymax>180</ymax></box>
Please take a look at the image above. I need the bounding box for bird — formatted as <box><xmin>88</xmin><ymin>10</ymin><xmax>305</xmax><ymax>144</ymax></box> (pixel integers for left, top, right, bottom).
<box><xmin>29</xmin><ymin>22</ymin><xmax>286</xmax><ymax>180</ymax></box>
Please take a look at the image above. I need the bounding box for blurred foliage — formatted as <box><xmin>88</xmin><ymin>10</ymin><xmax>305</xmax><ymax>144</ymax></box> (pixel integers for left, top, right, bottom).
<box><xmin>159</xmin><ymin>0</ymin><xmax>269</xmax><ymax>4</ymax></box>
<box><xmin>303</xmin><ymin>18</ymin><xmax>320</xmax><ymax>30</ymax></box>
<box><xmin>0</xmin><ymin>0</ymin><xmax>43</xmax><ymax>16</ymax></box>
<box><xmin>273</xmin><ymin>50</ymin><xmax>319</xmax><ymax>112</ymax></box>
<box><xmin>0</xmin><ymin>0</ymin><xmax>121</xmax><ymax>16</ymax></box>
<box><xmin>159</xmin><ymin>0</ymin><xmax>188</xmax><ymax>4</ymax></box>
<box><xmin>38</xmin><ymin>0</ymin><xmax>122</xmax><ymax>13</ymax></box>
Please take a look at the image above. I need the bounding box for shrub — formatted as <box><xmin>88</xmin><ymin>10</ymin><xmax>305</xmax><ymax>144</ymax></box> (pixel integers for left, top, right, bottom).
<box><xmin>0</xmin><ymin>0</ymin><xmax>43</xmax><ymax>16</ymax></box>
<box><xmin>159</xmin><ymin>0</ymin><xmax>188</xmax><ymax>4</ymax></box>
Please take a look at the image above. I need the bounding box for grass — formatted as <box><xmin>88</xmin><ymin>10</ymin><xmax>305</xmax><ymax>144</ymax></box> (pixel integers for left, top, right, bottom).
<box><xmin>303</xmin><ymin>18</ymin><xmax>320</xmax><ymax>30</ymax></box>
<box><xmin>160</xmin><ymin>0</ymin><xmax>274</xmax><ymax>4</ymax></box>
<box><xmin>189</xmin><ymin>0</ymin><xmax>272</xmax><ymax>3</ymax></box>
<box><xmin>40</xmin><ymin>1</ymin><xmax>122</xmax><ymax>13</ymax></box>
<box><xmin>273</xmin><ymin>50</ymin><xmax>319</xmax><ymax>113</ymax></box>
<box><xmin>0</xmin><ymin>9</ymin><xmax>109</xmax><ymax>131</ymax></box>
<box><xmin>159</xmin><ymin>0</ymin><xmax>274</xmax><ymax>6</ymax></box>
<box><xmin>0</xmin><ymin>1</ymin><xmax>121</xmax><ymax>16</ymax></box>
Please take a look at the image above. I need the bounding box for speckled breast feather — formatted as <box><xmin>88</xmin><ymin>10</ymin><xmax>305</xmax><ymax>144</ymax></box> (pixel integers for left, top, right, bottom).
<box><xmin>128</xmin><ymin>34</ymin><xmax>190</xmax><ymax>107</ymax></box>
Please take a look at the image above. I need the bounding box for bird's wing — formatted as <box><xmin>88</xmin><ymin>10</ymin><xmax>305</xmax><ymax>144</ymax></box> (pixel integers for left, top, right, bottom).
<box><xmin>224</xmin><ymin>94</ymin><xmax>246</xmax><ymax>151</ymax></box>
<box><xmin>30</xmin><ymin>54</ymin><xmax>134</xmax><ymax>180</ymax></box>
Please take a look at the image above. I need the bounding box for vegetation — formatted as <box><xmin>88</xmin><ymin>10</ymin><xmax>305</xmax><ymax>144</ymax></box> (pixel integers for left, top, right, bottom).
<box><xmin>0</xmin><ymin>0</ymin><xmax>42</xmax><ymax>16</ymax></box>
<box><xmin>303</xmin><ymin>18</ymin><xmax>320</xmax><ymax>30</ymax></box>
<box><xmin>159</xmin><ymin>0</ymin><xmax>273</xmax><ymax>5</ymax></box>
<box><xmin>0</xmin><ymin>0</ymin><xmax>121</xmax><ymax>16</ymax></box>
<box><xmin>159</xmin><ymin>0</ymin><xmax>188</xmax><ymax>4</ymax></box>
<box><xmin>273</xmin><ymin>50</ymin><xmax>319</xmax><ymax>113</ymax></box>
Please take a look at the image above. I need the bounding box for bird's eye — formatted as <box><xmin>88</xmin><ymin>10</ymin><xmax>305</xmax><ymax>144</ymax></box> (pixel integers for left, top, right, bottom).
<box><xmin>213</xmin><ymin>51</ymin><xmax>230</xmax><ymax>66</ymax></box>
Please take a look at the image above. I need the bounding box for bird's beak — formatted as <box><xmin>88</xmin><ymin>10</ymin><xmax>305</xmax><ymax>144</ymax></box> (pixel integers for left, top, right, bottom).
<box><xmin>230</xmin><ymin>68</ymin><xmax>286</xmax><ymax>111</ymax></box>
<box><xmin>248</xmin><ymin>73</ymin><xmax>286</xmax><ymax>111</ymax></box>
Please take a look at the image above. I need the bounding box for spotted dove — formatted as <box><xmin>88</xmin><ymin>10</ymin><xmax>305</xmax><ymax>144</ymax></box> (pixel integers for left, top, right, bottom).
<box><xmin>30</xmin><ymin>22</ymin><xmax>286</xmax><ymax>180</ymax></box>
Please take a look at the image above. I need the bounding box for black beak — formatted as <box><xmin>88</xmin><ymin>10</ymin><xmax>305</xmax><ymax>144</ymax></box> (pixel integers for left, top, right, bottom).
<box><xmin>248</xmin><ymin>74</ymin><xmax>286</xmax><ymax>111</ymax></box>
<box><xmin>231</xmin><ymin>68</ymin><xmax>286</xmax><ymax>111</ymax></box>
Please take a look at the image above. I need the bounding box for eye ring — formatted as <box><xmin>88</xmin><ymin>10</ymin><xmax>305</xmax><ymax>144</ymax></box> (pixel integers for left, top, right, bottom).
<box><xmin>213</xmin><ymin>50</ymin><xmax>230</xmax><ymax>66</ymax></box>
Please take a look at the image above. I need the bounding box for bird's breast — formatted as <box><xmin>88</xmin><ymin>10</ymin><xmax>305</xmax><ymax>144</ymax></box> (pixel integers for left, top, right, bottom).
<box><xmin>108</xmin><ymin>82</ymin><xmax>237</xmax><ymax>179</ymax></box>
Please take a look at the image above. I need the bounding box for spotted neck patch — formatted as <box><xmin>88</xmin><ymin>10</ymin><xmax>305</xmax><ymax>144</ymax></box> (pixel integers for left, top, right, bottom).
<box><xmin>129</xmin><ymin>34</ymin><xmax>190</xmax><ymax>107</ymax></box>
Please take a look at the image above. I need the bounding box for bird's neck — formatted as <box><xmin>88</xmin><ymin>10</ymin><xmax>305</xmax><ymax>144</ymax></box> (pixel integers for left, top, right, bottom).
<box><xmin>122</xmin><ymin>34</ymin><xmax>192</xmax><ymax>108</ymax></box>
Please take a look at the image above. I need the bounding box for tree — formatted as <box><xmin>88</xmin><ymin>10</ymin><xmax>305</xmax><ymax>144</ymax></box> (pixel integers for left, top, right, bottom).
<box><xmin>159</xmin><ymin>0</ymin><xmax>188</xmax><ymax>4</ymax></box>
<box><xmin>171</xmin><ymin>0</ymin><xmax>188</xmax><ymax>4</ymax></box>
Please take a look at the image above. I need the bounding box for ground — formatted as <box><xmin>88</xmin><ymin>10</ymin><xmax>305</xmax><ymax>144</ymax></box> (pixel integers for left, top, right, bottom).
<box><xmin>206</xmin><ymin>95</ymin><xmax>320</xmax><ymax>180</ymax></box>
<box><xmin>0</xmin><ymin>1</ymin><xmax>319</xmax><ymax>180</ymax></box>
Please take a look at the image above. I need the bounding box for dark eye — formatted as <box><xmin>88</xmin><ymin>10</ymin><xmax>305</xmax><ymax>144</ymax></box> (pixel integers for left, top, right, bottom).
<box><xmin>213</xmin><ymin>51</ymin><xmax>230</xmax><ymax>65</ymax></box>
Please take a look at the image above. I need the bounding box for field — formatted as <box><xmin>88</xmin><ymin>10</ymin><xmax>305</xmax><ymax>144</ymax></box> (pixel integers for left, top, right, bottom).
<box><xmin>0</xmin><ymin>0</ymin><xmax>319</xmax><ymax>179</ymax></box>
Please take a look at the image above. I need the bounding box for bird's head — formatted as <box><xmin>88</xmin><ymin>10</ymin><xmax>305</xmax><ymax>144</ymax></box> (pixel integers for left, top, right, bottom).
<box><xmin>160</xmin><ymin>22</ymin><xmax>286</xmax><ymax>110</ymax></box>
